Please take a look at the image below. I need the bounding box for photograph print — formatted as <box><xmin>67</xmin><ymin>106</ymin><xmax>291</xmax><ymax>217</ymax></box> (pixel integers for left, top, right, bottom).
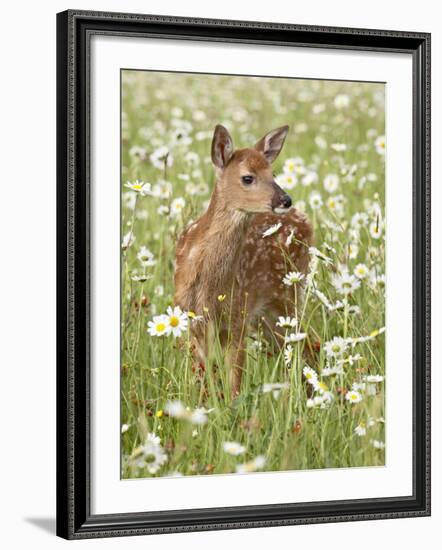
<box><xmin>120</xmin><ymin>70</ymin><xmax>386</xmax><ymax>479</ymax></box>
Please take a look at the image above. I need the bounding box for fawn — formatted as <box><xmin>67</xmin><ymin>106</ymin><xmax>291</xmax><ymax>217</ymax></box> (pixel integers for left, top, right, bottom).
<box><xmin>174</xmin><ymin>125</ymin><xmax>313</xmax><ymax>397</ymax></box>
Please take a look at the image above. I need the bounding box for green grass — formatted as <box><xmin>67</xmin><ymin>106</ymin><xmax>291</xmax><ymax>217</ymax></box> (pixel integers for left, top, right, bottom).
<box><xmin>120</xmin><ymin>70</ymin><xmax>386</xmax><ymax>478</ymax></box>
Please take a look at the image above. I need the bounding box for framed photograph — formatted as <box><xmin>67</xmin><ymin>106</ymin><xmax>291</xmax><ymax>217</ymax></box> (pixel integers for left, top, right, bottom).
<box><xmin>56</xmin><ymin>10</ymin><xmax>431</xmax><ymax>539</ymax></box>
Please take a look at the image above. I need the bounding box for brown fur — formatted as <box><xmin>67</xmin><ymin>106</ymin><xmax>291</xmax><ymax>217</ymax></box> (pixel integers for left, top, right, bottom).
<box><xmin>174</xmin><ymin>125</ymin><xmax>313</xmax><ymax>396</ymax></box>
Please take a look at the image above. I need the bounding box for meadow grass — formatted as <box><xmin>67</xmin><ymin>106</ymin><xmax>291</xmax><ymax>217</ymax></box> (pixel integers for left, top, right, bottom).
<box><xmin>120</xmin><ymin>71</ymin><xmax>386</xmax><ymax>478</ymax></box>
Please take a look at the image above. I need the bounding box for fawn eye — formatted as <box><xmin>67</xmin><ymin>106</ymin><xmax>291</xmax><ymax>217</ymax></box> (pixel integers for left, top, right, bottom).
<box><xmin>241</xmin><ymin>175</ymin><xmax>254</xmax><ymax>185</ymax></box>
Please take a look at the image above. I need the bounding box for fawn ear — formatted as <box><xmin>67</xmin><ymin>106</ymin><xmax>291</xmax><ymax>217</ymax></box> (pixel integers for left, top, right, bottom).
<box><xmin>211</xmin><ymin>125</ymin><xmax>234</xmax><ymax>169</ymax></box>
<box><xmin>255</xmin><ymin>125</ymin><xmax>289</xmax><ymax>163</ymax></box>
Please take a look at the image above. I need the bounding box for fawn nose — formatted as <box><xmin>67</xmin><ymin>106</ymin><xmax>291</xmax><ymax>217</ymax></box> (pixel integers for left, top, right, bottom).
<box><xmin>281</xmin><ymin>194</ymin><xmax>292</xmax><ymax>209</ymax></box>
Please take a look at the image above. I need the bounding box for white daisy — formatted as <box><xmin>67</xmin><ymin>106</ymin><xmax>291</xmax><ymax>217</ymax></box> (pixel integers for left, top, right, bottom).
<box><xmin>125</xmin><ymin>179</ymin><xmax>151</xmax><ymax>195</ymax></box>
<box><xmin>354</xmin><ymin>263</ymin><xmax>369</xmax><ymax>279</ymax></box>
<box><xmin>351</xmin><ymin>212</ymin><xmax>369</xmax><ymax>229</ymax></box>
<box><xmin>184</xmin><ymin>151</ymin><xmax>200</xmax><ymax>165</ymax></box>
<box><xmin>236</xmin><ymin>456</ymin><xmax>266</xmax><ymax>474</ymax></box>
<box><xmin>150</xmin><ymin>145</ymin><xmax>174</xmax><ymax>169</ymax></box>
<box><xmin>331</xmin><ymin>143</ymin><xmax>347</xmax><ymax>152</ymax></box>
<box><xmin>303</xmin><ymin>366</ymin><xmax>318</xmax><ymax>386</ymax></box>
<box><xmin>121</xmin><ymin>231</ymin><xmax>135</xmax><ymax>250</ymax></box>
<box><xmin>147</xmin><ymin>315</ymin><xmax>169</xmax><ymax>337</ymax></box>
<box><xmin>262</xmin><ymin>382</ymin><xmax>290</xmax><ymax>400</ymax></box>
<box><xmin>309</xmin><ymin>247</ymin><xmax>333</xmax><ymax>265</ymax></box>
<box><xmin>345</xmin><ymin>390</ymin><xmax>363</xmax><ymax>404</ymax></box>
<box><xmin>321</xmin><ymin>365</ymin><xmax>344</xmax><ymax>377</ymax></box>
<box><xmin>165</xmin><ymin>306</ymin><xmax>188</xmax><ymax>337</ymax></box>
<box><xmin>332</xmin><ymin>271</ymin><xmax>361</xmax><ymax>295</ymax></box>
<box><xmin>196</xmin><ymin>183</ymin><xmax>209</xmax><ymax>196</ymax></box>
<box><xmin>151</xmin><ymin>179</ymin><xmax>173</xmax><ymax>199</ymax></box>
<box><xmin>349</xmin><ymin>327</ymin><xmax>386</xmax><ymax>345</ymax></box>
<box><xmin>285</xmin><ymin>228</ymin><xmax>296</xmax><ymax>246</ymax></box>
<box><xmin>157</xmin><ymin>204</ymin><xmax>170</xmax><ymax>216</ymax></box>
<box><xmin>369</xmin><ymin>220</ymin><xmax>383</xmax><ymax>239</ymax></box>
<box><xmin>284</xmin><ymin>345</ymin><xmax>294</xmax><ymax>365</ymax></box>
<box><xmin>282</xmin><ymin>271</ymin><xmax>305</xmax><ymax>286</ymax></box>
<box><xmin>309</xmin><ymin>190</ymin><xmax>323</xmax><ymax>209</ymax></box>
<box><xmin>283</xmin><ymin>157</ymin><xmax>304</xmax><ymax>174</ymax></box>
<box><xmin>164</xmin><ymin>400</ymin><xmax>187</xmax><ymax>419</ymax></box>
<box><xmin>285</xmin><ymin>332</ymin><xmax>307</xmax><ymax>343</ymax></box>
<box><xmin>276</xmin><ymin>173</ymin><xmax>297</xmax><ymax>190</ymax></box>
<box><xmin>190</xmin><ymin>408</ymin><xmax>209</xmax><ymax>425</ymax></box>
<box><xmin>170</xmin><ymin>128</ymin><xmax>192</xmax><ymax>147</ymax></box>
<box><xmin>312</xmin><ymin>103</ymin><xmax>325</xmax><ymax>114</ymax></box>
<box><xmin>154</xmin><ymin>285</ymin><xmax>164</xmax><ymax>296</ymax></box>
<box><xmin>313</xmin><ymin>395</ymin><xmax>326</xmax><ymax>408</ymax></box>
<box><xmin>374</xmin><ymin>135</ymin><xmax>386</xmax><ymax>156</ymax></box>
<box><xmin>334</xmin><ymin>94</ymin><xmax>350</xmax><ymax>109</ymax></box>
<box><xmin>129</xmin><ymin>145</ymin><xmax>147</xmax><ymax>160</ymax></box>
<box><xmin>364</xmin><ymin>374</ymin><xmax>384</xmax><ymax>383</ymax></box>
<box><xmin>352</xmin><ymin>381</ymin><xmax>366</xmax><ymax>392</ymax></box>
<box><xmin>276</xmin><ymin>316</ymin><xmax>297</xmax><ymax>329</ymax></box>
<box><xmin>368</xmin><ymin>270</ymin><xmax>386</xmax><ymax>289</ymax></box>
<box><xmin>185</xmin><ymin>181</ymin><xmax>198</xmax><ymax>196</ymax></box>
<box><xmin>371</xmin><ymin>439</ymin><xmax>385</xmax><ymax>449</ymax></box>
<box><xmin>301</xmin><ymin>170</ymin><xmax>318</xmax><ymax>186</ymax></box>
<box><xmin>315</xmin><ymin>135</ymin><xmax>327</xmax><ymax>149</ymax></box>
<box><xmin>321</xmin><ymin>391</ymin><xmax>334</xmax><ymax>406</ymax></box>
<box><xmin>223</xmin><ymin>441</ymin><xmax>246</xmax><ymax>456</ymax></box>
<box><xmin>262</xmin><ymin>222</ymin><xmax>282</xmax><ymax>238</ymax></box>
<box><xmin>192</xmin><ymin>110</ymin><xmax>206</xmax><ymax>121</ymax></box>
<box><xmin>165</xmin><ymin>401</ymin><xmax>212</xmax><ymax>425</ymax></box>
<box><xmin>170</xmin><ymin>197</ymin><xmax>186</xmax><ymax>218</ymax></box>
<box><xmin>324</xmin><ymin>174</ymin><xmax>339</xmax><ymax>193</ymax></box>
<box><xmin>347</xmin><ymin>242</ymin><xmax>359</xmax><ymax>260</ymax></box>
<box><xmin>122</xmin><ymin>191</ymin><xmax>137</xmax><ymax>210</ymax></box>
<box><xmin>131</xmin><ymin>273</ymin><xmax>152</xmax><ymax>283</ymax></box>
<box><xmin>354</xmin><ymin>423</ymin><xmax>367</xmax><ymax>436</ymax></box>
<box><xmin>326</xmin><ymin>195</ymin><xmax>345</xmax><ymax>216</ymax></box>
<box><xmin>338</xmin><ymin>353</ymin><xmax>362</xmax><ymax>366</ymax></box>
<box><xmin>133</xmin><ymin>433</ymin><xmax>168</xmax><ymax>474</ymax></box>
<box><xmin>324</xmin><ymin>336</ymin><xmax>349</xmax><ymax>358</ymax></box>
<box><xmin>137</xmin><ymin>246</ymin><xmax>156</xmax><ymax>267</ymax></box>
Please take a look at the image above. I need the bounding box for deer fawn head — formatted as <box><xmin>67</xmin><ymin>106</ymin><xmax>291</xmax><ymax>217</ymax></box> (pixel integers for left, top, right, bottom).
<box><xmin>211</xmin><ymin>124</ymin><xmax>292</xmax><ymax>214</ymax></box>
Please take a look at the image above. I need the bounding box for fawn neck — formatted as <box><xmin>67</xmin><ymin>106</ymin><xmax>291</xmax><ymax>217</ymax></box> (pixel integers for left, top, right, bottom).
<box><xmin>193</xmin><ymin>187</ymin><xmax>250</xmax><ymax>312</ymax></box>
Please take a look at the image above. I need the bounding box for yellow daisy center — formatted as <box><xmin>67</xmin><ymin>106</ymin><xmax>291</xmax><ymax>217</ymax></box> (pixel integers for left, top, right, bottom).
<box><xmin>169</xmin><ymin>316</ymin><xmax>179</xmax><ymax>327</ymax></box>
<box><xmin>156</xmin><ymin>322</ymin><xmax>166</xmax><ymax>332</ymax></box>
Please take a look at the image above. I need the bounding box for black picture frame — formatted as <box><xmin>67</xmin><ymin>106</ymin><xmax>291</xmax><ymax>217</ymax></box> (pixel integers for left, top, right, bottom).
<box><xmin>56</xmin><ymin>9</ymin><xmax>431</xmax><ymax>540</ymax></box>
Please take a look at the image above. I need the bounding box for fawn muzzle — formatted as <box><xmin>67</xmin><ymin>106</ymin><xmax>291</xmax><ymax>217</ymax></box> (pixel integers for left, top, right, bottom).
<box><xmin>271</xmin><ymin>180</ymin><xmax>292</xmax><ymax>213</ymax></box>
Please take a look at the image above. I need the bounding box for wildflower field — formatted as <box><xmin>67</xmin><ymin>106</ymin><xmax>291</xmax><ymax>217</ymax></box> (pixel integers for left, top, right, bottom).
<box><xmin>121</xmin><ymin>70</ymin><xmax>386</xmax><ymax>478</ymax></box>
